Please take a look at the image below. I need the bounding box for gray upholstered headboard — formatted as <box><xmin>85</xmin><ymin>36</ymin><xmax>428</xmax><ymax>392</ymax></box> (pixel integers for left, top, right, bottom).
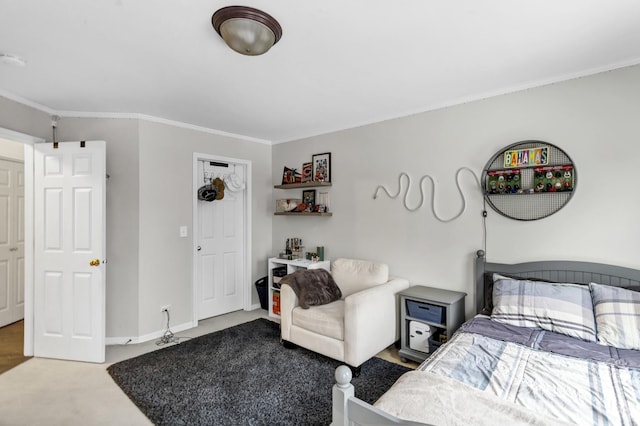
<box><xmin>475</xmin><ymin>250</ymin><xmax>640</xmax><ymax>314</ymax></box>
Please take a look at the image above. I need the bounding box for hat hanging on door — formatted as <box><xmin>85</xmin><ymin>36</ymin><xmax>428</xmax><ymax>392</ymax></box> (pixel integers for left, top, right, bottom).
<box><xmin>197</xmin><ymin>184</ymin><xmax>218</xmax><ymax>202</ymax></box>
<box><xmin>224</xmin><ymin>172</ymin><xmax>245</xmax><ymax>192</ymax></box>
<box><xmin>213</xmin><ymin>177</ymin><xmax>225</xmax><ymax>200</ymax></box>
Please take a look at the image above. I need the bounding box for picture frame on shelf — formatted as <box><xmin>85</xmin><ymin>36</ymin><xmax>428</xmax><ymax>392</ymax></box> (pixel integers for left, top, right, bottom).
<box><xmin>312</xmin><ymin>152</ymin><xmax>331</xmax><ymax>183</ymax></box>
<box><xmin>302</xmin><ymin>189</ymin><xmax>316</xmax><ymax>212</ymax></box>
<box><xmin>282</xmin><ymin>166</ymin><xmax>301</xmax><ymax>184</ymax></box>
<box><xmin>276</xmin><ymin>199</ymin><xmax>301</xmax><ymax>212</ymax></box>
<box><xmin>317</xmin><ymin>191</ymin><xmax>330</xmax><ymax>212</ymax></box>
<box><xmin>301</xmin><ymin>162</ymin><xmax>313</xmax><ymax>183</ymax></box>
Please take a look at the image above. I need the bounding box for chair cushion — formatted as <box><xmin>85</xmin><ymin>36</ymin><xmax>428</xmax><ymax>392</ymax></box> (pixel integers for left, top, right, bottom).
<box><xmin>331</xmin><ymin>258</ymin><xmax>389</xmax><ymax>297</ymax></box>
<box><xmin>292</xmin><ymin>300</ymin><xmax>345</xmax><ymax>340</ymax></box>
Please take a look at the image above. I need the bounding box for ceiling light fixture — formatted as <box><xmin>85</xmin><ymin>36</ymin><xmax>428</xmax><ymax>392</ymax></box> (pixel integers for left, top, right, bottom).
<box><xmin>212</xmin><ymin>6</ymin><xmax>282</xmax><ymax>56</ymax></box>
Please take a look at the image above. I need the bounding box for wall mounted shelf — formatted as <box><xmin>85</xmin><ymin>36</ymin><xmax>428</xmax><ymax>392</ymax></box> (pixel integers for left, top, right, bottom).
<box><xmin>482</xmin><ymin>140</ymin><xmax>576</xmax><ymax>221</ymax></box>
<box><xmin>274</xmin><ymin>182</ymin><xmax>332</xmax><ymax>189</ymax></box>
<box><xmin>274</xmin><ymin>181</ymin><xmax>332</xmax><ymax>216</ymax></box>
<box><xmin>274</xmin><ymin>212</ymin><xmax>332</xmax><ymax>217</ymax></box>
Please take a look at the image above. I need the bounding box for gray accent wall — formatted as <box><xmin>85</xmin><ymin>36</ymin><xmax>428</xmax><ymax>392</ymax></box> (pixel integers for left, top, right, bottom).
<box><xmin>3</xmin><ymin>63</ymin><xmax>640</xmax><ymax>338</ymax></box>
<box><xmin>55</xmin><ymin>117</ymin><xmax>141</xmax><ymax>339</ymax></box>
<box><xmin>0</xmin><ymin>97</ymin><xmax>273</xmax><ymax>340</ymax></box>
<box><xmin>137</xmin><ymin>120</ymin><xmax>272</xmax><ymax>338</ymax></box>
<box><xmin>272</xmin><ymin>64</ymin><xmax>640</xmax><ymax>318</ymax></box>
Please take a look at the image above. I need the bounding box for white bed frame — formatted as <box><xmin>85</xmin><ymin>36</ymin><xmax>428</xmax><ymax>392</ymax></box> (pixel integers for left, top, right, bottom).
<box><xmin>331</xmin><ymin>250</ymin><xmax>640</xmax><ymax>426</ymax></box>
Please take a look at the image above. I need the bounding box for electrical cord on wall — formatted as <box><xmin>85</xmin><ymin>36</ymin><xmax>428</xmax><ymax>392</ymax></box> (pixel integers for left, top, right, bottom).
<box><xmin>482</xmin><ymin>199</ymin><xmax>489</xmax><ymax>262</ymax></box>
<box><xmin>373</xmin><ymin>167</ymin><xmax>482</xmax><ymax>223</ymax></box>
<box><xmin>156</xmin><ymin>309</ymin><xmax>190</xmax><ymax>346</ymax></box>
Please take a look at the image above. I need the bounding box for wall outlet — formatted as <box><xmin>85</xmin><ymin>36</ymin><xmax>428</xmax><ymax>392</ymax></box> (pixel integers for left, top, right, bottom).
<box><xmin>160</xmin><ymin>304</ymin><xmax>171</xmax><ymax>313</ymax></box>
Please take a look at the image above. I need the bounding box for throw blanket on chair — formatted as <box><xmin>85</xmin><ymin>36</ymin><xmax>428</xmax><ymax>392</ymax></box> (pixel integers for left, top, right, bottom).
<box><xmin>280</xmin><ymin>269</ymin><xmax>342</xmax><ymax>309</ymax></box>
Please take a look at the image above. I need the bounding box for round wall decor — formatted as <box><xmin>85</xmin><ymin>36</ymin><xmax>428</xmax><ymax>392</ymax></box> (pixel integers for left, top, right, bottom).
<box><xmin>482</xmin><ymin>140</ymin><xmax>576</xmax><ymax>220</ymax></box>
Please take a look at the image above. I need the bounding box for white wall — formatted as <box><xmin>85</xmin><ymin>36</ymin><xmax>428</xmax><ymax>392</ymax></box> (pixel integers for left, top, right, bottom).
<box><xmin>0</xmin><ymin>138</ymin><xmax>25</xmax><ymax>160</ymax></box>
<box><xmin>273</xmin><ymin>65</ymin><xmax>640</xmax><ymax>318</ymax></box>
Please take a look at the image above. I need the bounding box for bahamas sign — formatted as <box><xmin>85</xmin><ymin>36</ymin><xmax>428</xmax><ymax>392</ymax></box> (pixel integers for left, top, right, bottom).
<box><xmin>503</xmin><ymin>146</ymin><xmax>548</xmax><ymax>168</ymax></box>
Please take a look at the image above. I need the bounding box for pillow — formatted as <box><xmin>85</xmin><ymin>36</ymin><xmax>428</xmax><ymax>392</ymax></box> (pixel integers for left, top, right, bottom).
<box><xmin>279</xmin><ymin>269</ymin><xmax>342</xmax><ymax>309</ymax></box>
<box><xmin>491</xmin><ymin>274</ymin><xmax>597</xmax><ymax>342</ymax></box>
<box><xmin>590</xmin><ymin>282</ymin><xmax>640</xmax><ymax>350</ymax></box>
<box><xmin>482</xmin><ymin>272</ymin><xmax>559</xmax><ymax>314</ymax></box>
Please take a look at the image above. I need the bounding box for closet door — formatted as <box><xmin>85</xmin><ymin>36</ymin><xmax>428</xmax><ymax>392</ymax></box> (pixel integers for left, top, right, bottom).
<box><xmin>197</xmin><ymin>162</ymin><xmax>245</xmax><ymax>320</ymax></box>
<box><xmin>0</xmin><ymin>159</ymin><xmax>25</xmax><ymax>328</ymax></box>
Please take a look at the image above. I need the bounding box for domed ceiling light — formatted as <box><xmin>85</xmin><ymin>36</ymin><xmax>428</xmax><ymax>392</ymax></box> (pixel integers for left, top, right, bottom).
<box><xmin>211</xmin><ymin>6</ymin><xmax>282</xmax><ymax>56</ymax></box>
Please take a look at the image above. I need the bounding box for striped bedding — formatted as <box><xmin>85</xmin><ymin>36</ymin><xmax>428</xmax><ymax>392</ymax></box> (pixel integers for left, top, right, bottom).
<box><xmin>412</xmin><ymin>316</ymin><xmax>640</xmax><ymax>425</ymax></box>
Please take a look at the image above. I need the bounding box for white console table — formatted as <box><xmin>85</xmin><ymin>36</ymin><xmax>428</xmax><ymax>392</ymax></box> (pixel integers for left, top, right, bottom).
<box><xmin>268</xmin><ymin>257</ymin><xmax>330</xmax><ymax>320</ymax></box>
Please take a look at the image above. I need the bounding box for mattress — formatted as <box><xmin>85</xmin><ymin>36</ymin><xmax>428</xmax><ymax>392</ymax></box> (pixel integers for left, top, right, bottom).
<box><xmin>376</xmin><ymin>315</ymin><xmax>640</xmax><ymax>425</ymax></box>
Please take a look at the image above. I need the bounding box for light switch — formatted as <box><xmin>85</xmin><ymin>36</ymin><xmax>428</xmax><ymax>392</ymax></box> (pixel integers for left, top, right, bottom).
<box><xmin>179</xmin><ymin>226</ymin><xmax>188</xmax><ymax>237</ymax></box>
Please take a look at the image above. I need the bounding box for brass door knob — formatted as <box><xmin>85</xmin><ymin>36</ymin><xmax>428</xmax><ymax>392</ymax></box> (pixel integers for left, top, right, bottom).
<box><xmin>89</xmin><ymin>259</ymin><xmax>101</xmax><ymax>267</ymax></box>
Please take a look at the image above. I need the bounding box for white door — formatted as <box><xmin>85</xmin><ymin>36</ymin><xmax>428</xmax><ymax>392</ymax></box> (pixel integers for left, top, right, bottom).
<box><xmin>33</xmin><ymin>141</ymin><xmax>106</xmax><ymax>363</ymax></box>
<box><xmin>197</xmin><ymin>162</ymin><xmax>245</xmax><ymax>319</ymax></box>
<box><xmin>0</xmin><ymin>159</ymin><xmax>25</xmax><ymax>327</ymax></box>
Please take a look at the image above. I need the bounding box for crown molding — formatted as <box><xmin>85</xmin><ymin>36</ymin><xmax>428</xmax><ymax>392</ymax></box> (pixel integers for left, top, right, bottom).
<box><xmin>0</xmin><ymin>88</ymin><xmax>57</xmax><ymax>115</ymax></box>
<box><xmin>0</xmin><ymin>89</ymin><xmax>272</xmax><ymax>145</ymax></box>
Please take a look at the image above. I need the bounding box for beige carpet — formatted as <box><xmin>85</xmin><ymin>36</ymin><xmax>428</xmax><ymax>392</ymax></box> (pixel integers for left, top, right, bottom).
<box><xmin>0</xmin><ymin>310</ymin><xmax>265</xmax><ymax>426</ymax></box>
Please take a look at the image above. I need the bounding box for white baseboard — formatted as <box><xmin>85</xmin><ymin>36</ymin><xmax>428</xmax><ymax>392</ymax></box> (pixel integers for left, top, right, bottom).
<box><xmin>105</xmin><ymin>320</ymin><xmax>195</xmax><ymax>346</ymax></box>
<box><xmin>106</xmin><ymin>307</ymin><xmax>265</xmax><ymax>346</ymax></box>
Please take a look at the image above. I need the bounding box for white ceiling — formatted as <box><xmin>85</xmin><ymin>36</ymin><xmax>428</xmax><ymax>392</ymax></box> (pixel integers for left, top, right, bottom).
<box><xmin>1</xmin><ymin>1</ymin><xmax>640</xmax><ymax>143</ymax></box>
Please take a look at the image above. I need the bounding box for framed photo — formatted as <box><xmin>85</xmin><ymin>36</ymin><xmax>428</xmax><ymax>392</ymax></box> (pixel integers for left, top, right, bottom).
<box><xmin>312</xmin><ymin>152</ymin><xmax>331</xmax><ymax>183</ymax></box>
<box><xmin>282</xmin><ymin>166</ymin><xmax>301</xmax><ymax>184</ymax></box>
<box><xmin>302</xmin><ymin>189</ymin><xmax>316</xmax><ymax>211</ymax></box>
<box><xmin>301</xmin><ymin>162</ymin><xmax>313</xmax><ymax>183</ymax></box>
<box><xmin>276</xmin><ymin>198</ymin><xmax>301</xmax><ymax>212</ymax></box>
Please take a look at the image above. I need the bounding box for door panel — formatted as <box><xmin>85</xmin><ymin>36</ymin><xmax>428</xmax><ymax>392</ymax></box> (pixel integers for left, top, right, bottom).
<box><xmin>16</xmin><ymin>257</ymin><xmax>24</xmax><ymax>306</ymax></box>
<box><xmin>0</xmin><ymin>196</ymin><xmax>8</xmax><ymax>244</ymax></box>
<box><xmin>197</xmin><ymin>162</ymin><xmax>245</xmax><ymax>320</ymax></box>
<box><xmin>0</xmin><ymin>159</ymin><xmax>24</xmax><ymax>327</ymax></box>
<box><xmin>73</xmin><ymin>188</ymin><xmax>92</xmax><ymax>250</ymax></box>
<box><xmin>0</xmin><ymin>260</ymin><xmax>7</xmax><ymax>312</ymax></box>
<box><xmin>223</xmin><ymin>252</ymin><xmax>237</xmax><ymax>296</ymax></box>
<box><xmin>34</xmin><ymin>141</ymin><xmax>105</xmax><ymax>363</ymax></box>
<box><xmin>201</xmin><ymin>253</ymin><xmax>216</xmax><ymax>300</ymax></box>
<box><xmin>73</xmin><ymin>272</ymin><xmax>92</xmax><ymax>337</ymax></box>
<box><xmin>14</xmin><ymin>168</ymin><xmax>24</xmax><ymax>319</ymax></box>
<box><xmin>44</xmin><ymin>271</ymin><xmax>63</xmax><ymax>334</ymax></box>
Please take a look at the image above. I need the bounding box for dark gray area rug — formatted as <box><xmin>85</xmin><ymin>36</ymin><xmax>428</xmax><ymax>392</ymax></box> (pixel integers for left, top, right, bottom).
<box><xmin>108</xmin><ymin>318</ymin><xmax>411</xmax><ymax>425</ymax></box>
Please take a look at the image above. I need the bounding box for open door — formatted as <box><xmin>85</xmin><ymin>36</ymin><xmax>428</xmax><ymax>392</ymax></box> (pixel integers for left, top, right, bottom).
<box><xmin>0</xmin><ymin>158</ymin><xmax>25</xmax><ymax>328</ymax></box>
<box><xmin>33</xmin><ymin>141</ymin><xmax>106</xmax><ymax>363</ymax></box>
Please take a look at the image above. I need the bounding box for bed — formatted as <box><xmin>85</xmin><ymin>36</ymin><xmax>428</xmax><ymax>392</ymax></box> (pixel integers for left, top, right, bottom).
<box><xmin>331</xmin><ymin>250</ymin><xmax>640</xmax><ymax>426</ymax></box>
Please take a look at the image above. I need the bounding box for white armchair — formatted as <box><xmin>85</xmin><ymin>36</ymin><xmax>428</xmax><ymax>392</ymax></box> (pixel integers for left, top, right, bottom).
<box><xmin>280</xmin><ymin>258</ymin><xmax>410</xmax><ymax>372</ymax></box>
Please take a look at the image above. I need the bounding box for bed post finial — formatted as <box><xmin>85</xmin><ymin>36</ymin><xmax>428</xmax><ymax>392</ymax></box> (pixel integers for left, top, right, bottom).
<box><xmin>332</xmin><ymin>366</ymin><xmax>354</xmax><ymax>426</ymax></box>
<box><xmin>335</xmin><ymin>365</ymin><xmax>352</xmax><ymax>388</ymax></box>
<box><xmin>477</xmin><ymin>250</ymin><xmax>485</xmax><ymax>259</ymax></box>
